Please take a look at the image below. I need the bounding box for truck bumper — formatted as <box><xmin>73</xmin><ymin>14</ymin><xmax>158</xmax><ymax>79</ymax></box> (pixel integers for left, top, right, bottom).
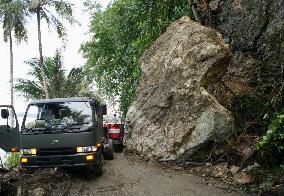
<box><xmin>20</xmin><ymin>152</ymin><xmax>102</xmax><ymax>168</ymax></box>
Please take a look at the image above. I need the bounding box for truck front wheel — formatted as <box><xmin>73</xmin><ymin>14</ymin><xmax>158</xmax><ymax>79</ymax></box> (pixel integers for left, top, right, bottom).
<box><xmin>93</xmin><ymin>162</ymin><xmax>103</xmax><ymax>176</ymax></box>
<box><xmin>89</xmin><ymin>153</ymin><xmax>103</xmax><ymax>176</ymax></box>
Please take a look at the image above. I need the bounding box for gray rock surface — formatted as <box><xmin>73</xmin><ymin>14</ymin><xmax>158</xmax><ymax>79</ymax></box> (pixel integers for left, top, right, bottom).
<box><xmin>214</xmin><ymin>0</ymin><xmax>284</xmax><ymax>127</ymax></box>
<box><xmin>125</xmin><ymin>16</ymin><xmax>234</xmax><ymax>160</ymax></box>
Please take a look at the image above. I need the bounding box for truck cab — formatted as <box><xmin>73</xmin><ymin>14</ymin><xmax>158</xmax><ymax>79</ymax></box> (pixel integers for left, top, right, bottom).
<box><xmin>0</xmin><ymin>97</ymin><xmax>107</xmax><ymax>176</ymax></box>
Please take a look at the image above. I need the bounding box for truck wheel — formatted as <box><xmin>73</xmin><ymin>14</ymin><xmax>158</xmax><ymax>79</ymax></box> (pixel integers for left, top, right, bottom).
<box><xmin>114</xmin><ymin>144</ymin><xmax>123</xmax><ymax>153</ymax></box>
<box><xmin>91</xmin><ymin>154</ymin><xmax>103</xmax><ymax>177</ymax></box>
<box><xmin>103</xmin><ymin>139</ymin><xmax>114</xmax><ymax>160</ymax></box>
<box><xmin>93</xmin><ymin>162</ymin><xmax>103</xmax><ymax>177</ymax></box>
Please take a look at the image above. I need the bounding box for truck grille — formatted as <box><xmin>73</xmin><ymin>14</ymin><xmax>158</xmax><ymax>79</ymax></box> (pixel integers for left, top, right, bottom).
<box><xmin>37</xmin><ymin>148</ymin><xmax>75</xmax><ymax>156</ymax></box>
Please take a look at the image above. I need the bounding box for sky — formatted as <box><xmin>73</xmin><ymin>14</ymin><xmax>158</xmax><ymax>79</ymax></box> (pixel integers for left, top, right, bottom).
<box><xmin>0</xmin><ymin>0</ymin><xmax>111</xmax><ymax>166</ymax></box>
<box><xmin>0</xmin><ymin>0</ymin><xmax>111</xmax><ymax>115</ymax></box>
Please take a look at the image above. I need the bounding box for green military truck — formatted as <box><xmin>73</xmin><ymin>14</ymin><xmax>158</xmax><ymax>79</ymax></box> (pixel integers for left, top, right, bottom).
<box><xmin>0</xmin><ymin>97</ymin><xmax>112</xmax><ymax>176</ymax></box>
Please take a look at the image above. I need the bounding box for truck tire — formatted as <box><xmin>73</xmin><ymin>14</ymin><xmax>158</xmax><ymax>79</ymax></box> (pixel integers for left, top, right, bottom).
<box><xmin>91</xmin><ymin>153</ymin><xmax>103</xmax><ymax>177</ymax></box>
<box><xmin>113</xmin><ymin>144</ymin><xmax>123</xmax><ymax>153</ymax></box>
<box><xmin>103</xmin><ymin>139</ymin><xmax>114</xmax><ymax>160</ymax></box>
<box><xmin>93</xmin><ymin>162</ymin><xmax>103</xmax><ymax>176</ymax></box>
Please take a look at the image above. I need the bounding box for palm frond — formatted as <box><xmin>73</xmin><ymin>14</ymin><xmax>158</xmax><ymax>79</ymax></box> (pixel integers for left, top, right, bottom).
<box><xmin>51</xmin><ymin>0</ymin><xmax>77</xmax><ymax>24</ymax></box>
<box><xmin>14</xmin><ymin>78</ymin><xmax>44</xmax><ymax>100</ymax></box>
<box><xmin>16</xmin><ymin>51</ymin><xmax>91</xmax><ymax>100</ymax></box>
<box><xmin>0</xmin><ymin>0</ymin><xmax>28</xmax><ymax>43</ymax></box>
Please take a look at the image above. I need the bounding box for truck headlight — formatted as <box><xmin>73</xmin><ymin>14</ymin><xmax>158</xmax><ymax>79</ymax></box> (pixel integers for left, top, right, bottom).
<box><xmin>76</xmin><ymin>146</ymin><xmax>97</xmax><ymax>153</ymax></box>
<box><xmin>20</xmin><ymin>148</ymin><xmax>37</xmax><ymax>155</ymax></box>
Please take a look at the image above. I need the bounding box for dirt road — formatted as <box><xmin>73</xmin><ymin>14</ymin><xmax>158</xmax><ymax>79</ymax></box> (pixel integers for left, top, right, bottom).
<box><xmin>43</xmin><ymin>153</ymin><xmax>247</xmax><ymax>196</ymax></box>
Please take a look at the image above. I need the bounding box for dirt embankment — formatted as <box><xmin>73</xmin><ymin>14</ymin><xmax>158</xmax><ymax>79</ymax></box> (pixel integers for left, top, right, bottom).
<box><xmin>0</xmin><ymin>153</ymin><xmax>247</xmax><ymax>196</ymax></box>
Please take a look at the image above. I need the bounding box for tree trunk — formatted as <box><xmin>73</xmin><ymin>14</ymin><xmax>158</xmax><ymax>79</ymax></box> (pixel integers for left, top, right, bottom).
<box><xmin>187</xmin><ymin>0</ymin><xmax>201</xmax><ymax>22</ymax></box>
<box><xmin>150</xmin><ymin>0</ymin><xmax>157</xmax><ymax>37</ymax></box>
<box><xmin>202</xmin><ymin>0</ymin><xmax>213</xmax><ymax>25</ymax></box>
<box><xmin>37</xmin><ymin>9</ymin><xmax>49</xmax><ymax>99</ymax></box>
<box><xmin>9</xmin><ymin>29</ymin><xmax>14</xmax><ymax>106</ymax></box>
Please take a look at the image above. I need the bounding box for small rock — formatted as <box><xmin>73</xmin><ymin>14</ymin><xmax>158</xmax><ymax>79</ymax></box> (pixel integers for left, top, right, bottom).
<box><xmin>3</xmin><ymin>172</ymin><xmax>12</xmax><ymax>180</ymax></box>
<box><xmin>16</xmin><ymin>187</ymin><xmax>22</xmax><ymax>196</ymax></box>
<box><xmin>174</xmin><ymin>166</ymin><xmax>183</xmax><ymax>170</ymax></box>
<box><xmin>195</xmin><ymin>167</ymin><xmax>201</xmax><ymax>172</ymax></box>
<box><xmin>233</xmin><ymin>172</ymin><xmax>253</xmax><ymax>185</ymax></box>
<box><xmin>212</xmin><ymin>162</ymin><xmax>228</xmax><ymax>177</ymax></box>
<box><xmin>245</xmin><ymin>163</ymin><xmax>260</xmax><ymax>171</ymax></box>
<box><xmin>30</xmin><ymin>187</ymin><xmax>45</xmax><ymax>196</ymax></box>
<box><xmin>209</xmin><ymin>0</ymin><xmax>220</xmax><ymax>11</ymax></box>
<box><xmin>13</xmin><ymin>167</ymin><xmax>21</xmax><ymax>173</ymax></box>
<box><xmin>230</xmin><ymin>165</ymin><xmax>240</xmax><ymax>175</ymax></box>
<box><xmin>205</xmin><ymin>162</ymin><xmax>212</xmax><ymax>167</ymax></box>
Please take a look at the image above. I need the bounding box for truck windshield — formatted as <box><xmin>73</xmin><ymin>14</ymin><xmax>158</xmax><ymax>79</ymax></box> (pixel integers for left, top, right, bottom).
<box><xmin>23</xmin><ymin>101</ymin><xmax>93</xmax><ymax>130</ymax></box>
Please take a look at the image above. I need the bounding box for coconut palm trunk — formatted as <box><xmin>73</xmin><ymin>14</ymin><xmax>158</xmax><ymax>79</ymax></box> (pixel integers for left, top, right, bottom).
<box><xmin>36</xmin><ymin>8</ymin><xmax>49</xmax><ymax>99</ymax></box>
<box><xmin>8</xmin><ymin>27</ymin><xmax>14</xmax><ymax>106</ymax></box>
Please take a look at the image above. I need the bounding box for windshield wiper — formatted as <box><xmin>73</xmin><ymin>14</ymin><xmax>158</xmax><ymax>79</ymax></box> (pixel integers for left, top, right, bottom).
<box><xmin>22</xmin><ymin>127</ymin><xmax>47</xmax><ymax>134</ymax></box>
<box><xmin>69</xmin><ymin>122</ymin><xmax>92</xmax><ymax>126</ymax></box>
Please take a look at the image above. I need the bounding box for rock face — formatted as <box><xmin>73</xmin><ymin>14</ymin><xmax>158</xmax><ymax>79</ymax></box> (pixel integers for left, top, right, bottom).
<box><xmin>214</xmin><ymin>0</ymin><xmax>284</xmax><ymax>129</ymax></box>
<box><xmin>125</xmin><ymin>16</ymin><xmax>234</xmax><ymax>160</ymax></box>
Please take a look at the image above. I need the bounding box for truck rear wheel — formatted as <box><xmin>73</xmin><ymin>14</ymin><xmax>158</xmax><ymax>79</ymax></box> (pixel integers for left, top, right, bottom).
<box><xmin>114</xmin><ymin>144</ymin><xmax>123</xmax><ymax>153</ymax></box>
<box><xmin>103</xmin><ymin>139</ymin><xmax>114</xmax><ymax>160</ymax></box>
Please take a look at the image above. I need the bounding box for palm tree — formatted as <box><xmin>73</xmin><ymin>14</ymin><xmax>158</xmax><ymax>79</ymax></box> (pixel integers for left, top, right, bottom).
<box><xmin>15</xmin><ymin>51</ymin><xmax>90</xmax><ymax>100</ymax></box>
<box><xmin>0</xmin><ymin>0</ymin><xmax>28</xmax><ymax>106</ymax></box>
<box><xmin>26</xmin><ymin>0</ymin><xmax>76</xmax><ymax>99</ymax></box>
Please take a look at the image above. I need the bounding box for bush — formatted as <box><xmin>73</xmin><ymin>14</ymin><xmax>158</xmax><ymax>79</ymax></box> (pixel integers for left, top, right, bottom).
<box><xmin>256</xmin><ymin>113</ymin><xmax>284</xmax><ymax>165</ymax></box>
<box><xmin>5</xmin><ymin>153</ymin><xmax>20</xmax><ymax>169</ymax></box>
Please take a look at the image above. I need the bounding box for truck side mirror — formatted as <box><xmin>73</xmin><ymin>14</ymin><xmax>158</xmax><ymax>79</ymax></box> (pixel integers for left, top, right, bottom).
<box><xmin>102</xmin><ymin>105</ymin><xmax>107</xmax><ymax>115</ymax></box>
<box><xmin>1</xmin><ymin>109</ymin><xmax>9</xmax><ymax>119</ymax></box>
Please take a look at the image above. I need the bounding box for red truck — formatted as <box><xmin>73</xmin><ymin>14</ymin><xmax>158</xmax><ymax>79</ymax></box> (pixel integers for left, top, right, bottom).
<box><xmin>103</xmin><ymin>114</ymin><xmax>124</xmax><ymax>152</ymax></box>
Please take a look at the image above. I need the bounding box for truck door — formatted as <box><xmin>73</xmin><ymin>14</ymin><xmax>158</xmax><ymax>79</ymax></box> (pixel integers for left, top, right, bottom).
<box><xmin>0</xmin><ymin>105</ymin><xmax>19</xmax><ymax>152</ymax></box>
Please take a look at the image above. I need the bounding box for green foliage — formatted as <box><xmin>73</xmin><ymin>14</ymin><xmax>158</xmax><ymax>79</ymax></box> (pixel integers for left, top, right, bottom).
<box><xmin>15</xmin><ymin>51</ymin><xmax>91</xmax><ymax>100</ymax></box>
<box><xmin>81</xmin><ymin>0</ymin><xmax>191</xmax><ymax>117</ymax></box>
<box><xmin>256</xmin><ymin>112</ymin><xmax>284</xmax><ymax>165</ymax></box>
<box><xmin>5</xmin><ymin>152</ymin><xmax>19</xmax><ymax>169</ymax></box>
<box><xmin>257</xmin><ymin>114</ymin><xmax>284</xmax><ymax>150</ymax></box>
<box><xmin>0</xmin><ymin>0</ymin><xmax>28</xmax><ymax>43</ymax></box>
<box><xmin>26</xmin><ymin>0</ymin><xmax>76</xmax><ymax>39</ymax></box>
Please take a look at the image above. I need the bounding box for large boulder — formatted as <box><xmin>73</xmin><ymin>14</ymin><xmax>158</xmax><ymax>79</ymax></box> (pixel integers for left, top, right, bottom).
<box><xmin>125</xmin><ymin>16</ymin><xmax>234</xmax><ymax>160</ymax></box>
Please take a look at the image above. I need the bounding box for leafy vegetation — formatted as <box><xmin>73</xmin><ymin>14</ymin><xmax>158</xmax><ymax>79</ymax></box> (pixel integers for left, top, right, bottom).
<box><xmin>5</xmin><ymin>152</ymin><xmax>19</xmax><ymax>169</ymax></box>
<box><xmin>254</xmin><ymin>31</ymin><xmax>284</xmax><ymax>166</ymax></box>
<box><xmin>81</xmin><ymin>0</ymin><xmax>191</xmax><ymax>117</ymax></box>
<box><xmin>15</xmin><ymin>51</ymin><xmax>91</xmax><ymax>99</ymax></box>
<box><xmin>256</xmin><ymin>113</ymin><xmax>284</xmax><ymax>165</ymax></box>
